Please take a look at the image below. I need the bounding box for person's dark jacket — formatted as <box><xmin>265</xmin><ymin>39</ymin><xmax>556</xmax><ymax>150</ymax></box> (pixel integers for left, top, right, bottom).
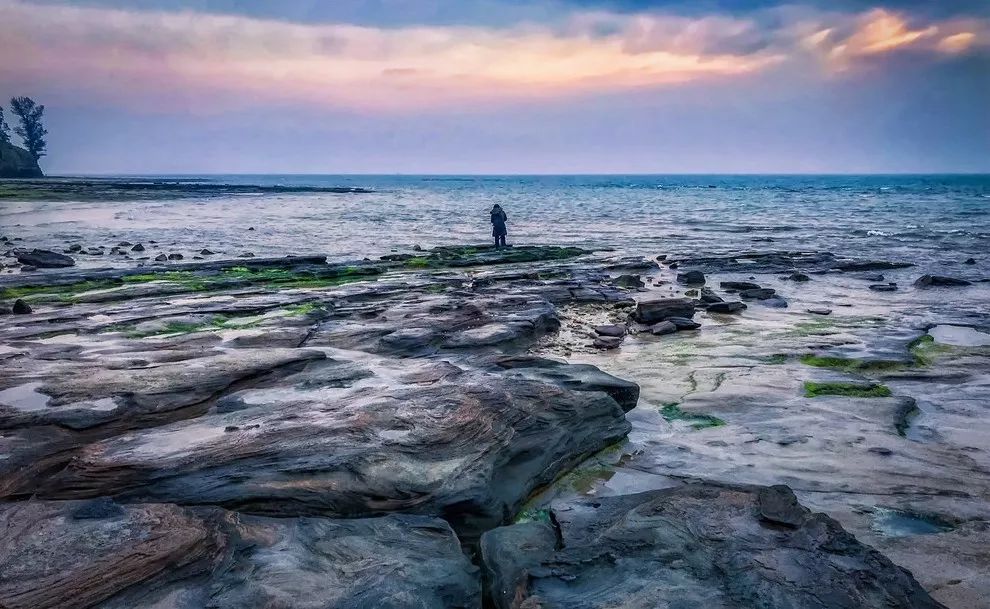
<box><xmin>491</xmin><ymin>208</ymin><xmax>508</xmax><ymax>236</ymax></box>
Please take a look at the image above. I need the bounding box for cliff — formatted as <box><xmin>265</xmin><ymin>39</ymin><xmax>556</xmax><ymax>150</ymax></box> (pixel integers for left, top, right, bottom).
<box><xmin>0</xmin><ymin>141</ymin><xmax>43</xmax><ymax>178</ymax></box>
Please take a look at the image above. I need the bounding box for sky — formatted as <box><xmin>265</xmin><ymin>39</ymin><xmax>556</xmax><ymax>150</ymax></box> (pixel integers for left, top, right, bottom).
<box><xmin>1</xmin><ymin>0</ymin><xmax>988</xmax><ymax>174</ymax></box>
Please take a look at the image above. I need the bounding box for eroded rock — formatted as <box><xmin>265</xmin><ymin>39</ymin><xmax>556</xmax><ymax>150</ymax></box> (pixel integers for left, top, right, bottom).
<box><xmin>0</xmin><ymin>499</ymin><xmax>480</xmax><ymax>609</ymax></box>
<box><xmin>481</xmin><ymin>484</ymin><xmax>945</xmax><ymax>609</ymax></box>
<box><xmin>634</xmin><ymin>297</ymin><xmax>695</xmax><ymax>324</ymax></box>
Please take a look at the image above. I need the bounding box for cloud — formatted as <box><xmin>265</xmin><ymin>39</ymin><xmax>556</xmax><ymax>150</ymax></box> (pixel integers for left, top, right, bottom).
<box><xmin>800</xmin><ymin>8</ymin><xmax>987</xmax><ymax>69</ymax></box>
<box><xmin>1</xmin><ymin>1</ymin><xmax>986</xmax><ymax>113</ymax></box>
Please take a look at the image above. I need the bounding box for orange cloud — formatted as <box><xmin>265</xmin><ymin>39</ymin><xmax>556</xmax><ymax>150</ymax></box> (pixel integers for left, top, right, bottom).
<box><xmin>801</xmin><ymin>9</ymin><xmax>987</xmax><ymax>70</ymax></box>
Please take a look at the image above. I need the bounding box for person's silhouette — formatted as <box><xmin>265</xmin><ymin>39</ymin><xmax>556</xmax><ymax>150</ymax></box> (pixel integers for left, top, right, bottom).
<box><xmin>490</xmin><ymin>204</ymin><xmax>508</xmax><ymax>248</ymax></box>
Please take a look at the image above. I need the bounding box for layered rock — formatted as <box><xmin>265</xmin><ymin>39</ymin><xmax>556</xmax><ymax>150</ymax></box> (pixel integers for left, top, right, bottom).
<box><xmin>481</xmin><ymin>484</ymin><xmax>945</xmax><ymax>609</ymax></box>
<box><xmin>0</xmin><ymin>499</ymin><xmax>479</xmax><ymax>609</ymax></box>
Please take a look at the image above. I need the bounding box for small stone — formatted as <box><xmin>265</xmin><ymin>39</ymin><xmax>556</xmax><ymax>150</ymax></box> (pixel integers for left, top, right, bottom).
<box><xmin>807</xmin><ymin>307</ymin><xmax>832</xmax><ymax>316</ymax></box>
<box><xmin>667</xmin><ymin>317</ymin><xmax>701</xmax><ymax>330</ymax></box>
<box><xmin>248</xmin><ymin>226</ymin><xmax>256</xmax><ymax>231</ymax></box>
<box><xmin>650</xmin><ymin>321</ymin><xmax>678</xmax><ymax>336</ymax></box>
<box><xmin>676</xmin><ymin>270</ymin><xmax>705</xmax><ymax>285</ymax></box>
<box><xmin>238</xmin><ymin>252</ymin><xmax>256</xmax><ymax>258</ymax></box>
<box><xmin>224</xmin><ymin>425</ymin><xmax>240</xmax><ymax>433</ymax></box>
<box><xmin>12</xmin><ymin>299</ymin><xmax>32</xmax><ymax>314</ymax></box>
<box><xmin>413</xmin><ymin>244</ymin><xmax>423</xmax><ymax>251</ymax></box>
<box><xmin>167</xmin><ymin>253</ymin><xmax>184</xmax><ymax>260</ymax></box>
<box><xmin>964</xmin><ymin>258</ymin><xmax>976</xmax><ymax>265</ymax></box>
<box><xmin>699</xmin><ymin>287</ymin><xmax>723</xmax><ymax>304</ymax></box>
<box><xmin>788</xmin><ymin>272</ymin><xmax>810</xmax><ymax>282</ymax></box>
<box><xmin>868</xmin><ymin>447</ymin><xmax>893</xmax><ymax>456</ymax></box>
<box><xmin>154</xmin><ymin>254</ymin><xmax>168</xmax><ymax>262</ymax></box>
<box><xmin>739</xmin><ymin>288</ymin><xmax>776</xmax><ymax>300</ymax></box>
<box><xmin>593</xmin><ymin>335</ymin><xmax>624</xmax><ymax>350</ymax></box>
<box><xmin>20</xmin><ymin>265</ymin><xmax>37</xmax><ymax>272</ymax></box>
<box><xmin>707</xmin><ymin>301</ymin><xmax>746</xmax><ymax>314</ymax></box>
<box><xmin>720</xmin><ymin>281</ymin><xmax>761</xmax><ymax>291</ymax></box>
<box><xmin>117</xmin><ymin>241</ymin><xmax>132</xmax><ymax>247</ymax></box>
<box><xmin>853</xmin><ymin>273</ymin><xmax>885</xmax><ymax>282</ymax></box>
<box><xmin>131</xmin><ymin>243</ymin><xmax>145</xmax><ymax>252</ymax></box>
<box><xmin>761</xmin><ymin>297</ymin><xmax>788</xmax><ymax>308</ymax></box>
<box><xmin>67</xmin><ymin>244</ymin><xmax>82</xmax><ymax>252</ymax></box>
<box><xmin>613</xmin><ymin>274</ymin><xmax>644</xmax><ymax>289</ymax></box>
<box><xmin>869</xmin><ymin>283</ymin><xmax>897</xmax><ymax>292</ymax></box>
<box><xmin>200</xmin><ymin>249</ymin><xmax>215</xmax><ymax>255</ymax></box>
<box><xmin>667</xmin><ymin>262</ymin><xmax>678</xmax><ymax>269</ymax></box>
<box><xmin>594</xmin><ymin>324</ymin><xmax>626</xmax><ymax>337</ymax></box>
<box><xmin>914</xmin><ymin>275</ymin><xmax>972</xmax><ymax>288</ymax></box>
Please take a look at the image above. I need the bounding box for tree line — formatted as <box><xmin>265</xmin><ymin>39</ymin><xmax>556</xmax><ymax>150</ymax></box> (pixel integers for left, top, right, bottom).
<box><xmin>0</xmin><ymin>97</ymin><xmax>47</xmax><ymax>164</ymax></box>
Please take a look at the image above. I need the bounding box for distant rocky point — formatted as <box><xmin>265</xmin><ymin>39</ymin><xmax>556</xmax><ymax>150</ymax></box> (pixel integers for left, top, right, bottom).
<box><xmin>0</xmin><ymin>141</ymin><xmax>43</xmax><ymax>178</ymax></box>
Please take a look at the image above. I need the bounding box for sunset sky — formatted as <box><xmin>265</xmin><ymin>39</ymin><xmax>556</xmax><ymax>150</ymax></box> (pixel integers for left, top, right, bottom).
<box><xmin>2</xmin><ymin>0</ymin><xmax>988</xmax><ymax>173</ymax></box>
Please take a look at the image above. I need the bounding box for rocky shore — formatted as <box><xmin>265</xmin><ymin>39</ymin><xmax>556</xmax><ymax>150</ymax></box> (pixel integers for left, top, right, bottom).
<box><xmin>1</xmin><ymin>244</ymin><xmax>986</xmax><ymax>608</ymax></box>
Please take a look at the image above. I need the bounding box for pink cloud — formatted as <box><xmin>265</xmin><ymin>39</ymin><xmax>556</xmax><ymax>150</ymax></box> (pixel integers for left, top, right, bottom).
<box><xmin>0</xmin><ymin>1</ymin><xmax>985</xmax><ymax>113</ymax></box>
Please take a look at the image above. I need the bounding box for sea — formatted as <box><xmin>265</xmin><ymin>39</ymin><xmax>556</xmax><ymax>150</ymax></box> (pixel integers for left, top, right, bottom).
<box><xmin>2</xmin><ymin>174</ymin><xmax>989</xmax><ymax>269</ymax></box>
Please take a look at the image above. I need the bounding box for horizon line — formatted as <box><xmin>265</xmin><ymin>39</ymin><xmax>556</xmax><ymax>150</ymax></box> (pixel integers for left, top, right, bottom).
<box><xmin>39</xmin><ymin>171</ymin><xmax>990</xmax><ymax>178</ymax></box>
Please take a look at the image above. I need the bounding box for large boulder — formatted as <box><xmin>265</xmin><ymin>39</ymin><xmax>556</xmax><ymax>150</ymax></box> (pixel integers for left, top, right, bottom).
<box><xmin>0</xmin><ymin>141</ymin><xmax>43</xmax><ymax>178</ymax></box>
<box><xmin>481</xmin><ymin>484</ymin><xmax>945</xmax><ymax>609</ymax></box>
<box><xmin>634</xmin><ymin>297</ymin><xmax>695</xmax><ymax>324</ymax></box>
<box><xmin>14</xmin><ymin>249</ymin><xmax>75</xmax><ymax>268</ymax></box>
<box><xmin>32</xmin><ymin>360</ymin><xmax>632</xmax><ymax>541</ymax></box>
<box><xmin>0</xmin><ymin>499</ymin><xmax>480</xmax><ymax>609</ymax></box>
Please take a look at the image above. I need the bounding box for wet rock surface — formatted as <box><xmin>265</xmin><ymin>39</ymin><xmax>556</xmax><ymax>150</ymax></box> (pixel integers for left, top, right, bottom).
<box><xmin>0</xmin><ymin>499</ymin><xmax>479</xmax><ymax>609</ymax></box>
<box><xmin>482</xmin><ymin>484</ymin><xmax>944</xmax><ymax>609</ymax></box>
<box><xmin>2</xmin><ymin>243</ymin><xmax>985</xmax><ymax>608</ymax></box>
<box><xmin>14</xmin><ymin>248</ymin><xmax>75</xmax><ymax>268</ymax></box>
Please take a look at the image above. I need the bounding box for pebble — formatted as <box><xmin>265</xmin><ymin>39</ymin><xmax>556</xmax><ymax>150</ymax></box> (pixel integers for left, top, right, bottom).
<box><xmin>12</xmin><ymin>299</ymin><xmax>32</xmax><ymax>314</ymax></box>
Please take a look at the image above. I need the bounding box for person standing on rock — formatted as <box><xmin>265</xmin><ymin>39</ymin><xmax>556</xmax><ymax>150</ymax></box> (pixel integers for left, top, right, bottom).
<box><xmin>491</xmin><ymin>204</ymin><xmax>508</xmax><ymax>248</ymax></box>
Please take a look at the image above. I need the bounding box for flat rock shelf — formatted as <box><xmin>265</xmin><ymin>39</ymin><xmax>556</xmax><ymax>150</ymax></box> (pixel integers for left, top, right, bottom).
<box><xmin>0</xmin><ymin>246</ymin><xmax>963</xmax><ymax>608</ymax></box>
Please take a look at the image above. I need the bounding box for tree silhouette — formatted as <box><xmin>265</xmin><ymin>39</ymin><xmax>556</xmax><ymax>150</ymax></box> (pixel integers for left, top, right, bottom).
<box><xmin>0</xmin><ymin>106</ymin><xmax>10</xmax><ymax>145</ymax></box>
<box><xmin>10</xmin><ymin>97</ymin><xmax>47</xmax><ymax>162</ymax></box>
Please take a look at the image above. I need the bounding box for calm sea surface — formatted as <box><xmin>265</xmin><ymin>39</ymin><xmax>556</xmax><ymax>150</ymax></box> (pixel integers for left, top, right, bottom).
<box><xmin>3</xmin><ymin>175</ymin><xmax>989</xmax><ymax>269</ymax></box>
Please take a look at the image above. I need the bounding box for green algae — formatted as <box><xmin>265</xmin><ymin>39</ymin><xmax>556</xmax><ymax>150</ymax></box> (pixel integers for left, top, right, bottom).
<box><xmin>114</xmin><ymin>313</ymin><xmax>262</xmax><ymax>338</ymax></box>
<box><xmin>799</xmin><ymin>354</ymin><xmax>906</xmax><ymax>372</ymax></box>
<box><xmin>907</xmin><ymin>334</ymin><xmax>954</xmax><ymax>366</ymax></box>
<box><xmin>660</xmin><ymin>403</ymin><xmax>726</xmax><ymax>430</ymax></box>
<box><xmin>1</xmin><ymin>271</ymin><xmax>208</xmax><ymax>302</ymax></box>
<box><xmin>404</xmin><ymin>245</ymin><xmax>587</xmax><ymax>269</ymax></box>
<box><xmin>804</xmin><ymin>381</ymin><xmax>892</xmax><ymax>398</ymax></box>
<box><xmin>1</xmin><ymin>279</ymin><xmax>124</xmax><ymax>301</ymax></box>
<box><xmin>284</xmin><ymin>302</ymin><xmax>326</xmax><ymax>316</ymax></box>
<box><xmin>514</xmin><ymin>507</ymin><xmax>553</xmax><ymax>525</ymax></box>
<box><xmin>763</xmin><ymin>354</ymin><xmax>788</xmax><ymax>364</ymax></box>
<box><xmin>220</xmin><ymin>265</ymin><xmax>380</xmax><ymax>289</ymax></box>
<box><xmin>405</xmin><ymin>257</ymin><xmax>431</xmax><ymax>268</ymax></box>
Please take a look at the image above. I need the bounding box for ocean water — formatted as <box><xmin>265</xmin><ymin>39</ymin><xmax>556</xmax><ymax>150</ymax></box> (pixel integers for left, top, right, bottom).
<box><xmin>2</xmin><ymin>174</ymin><xmax>989</xmax><ymax>269</ymax></box>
